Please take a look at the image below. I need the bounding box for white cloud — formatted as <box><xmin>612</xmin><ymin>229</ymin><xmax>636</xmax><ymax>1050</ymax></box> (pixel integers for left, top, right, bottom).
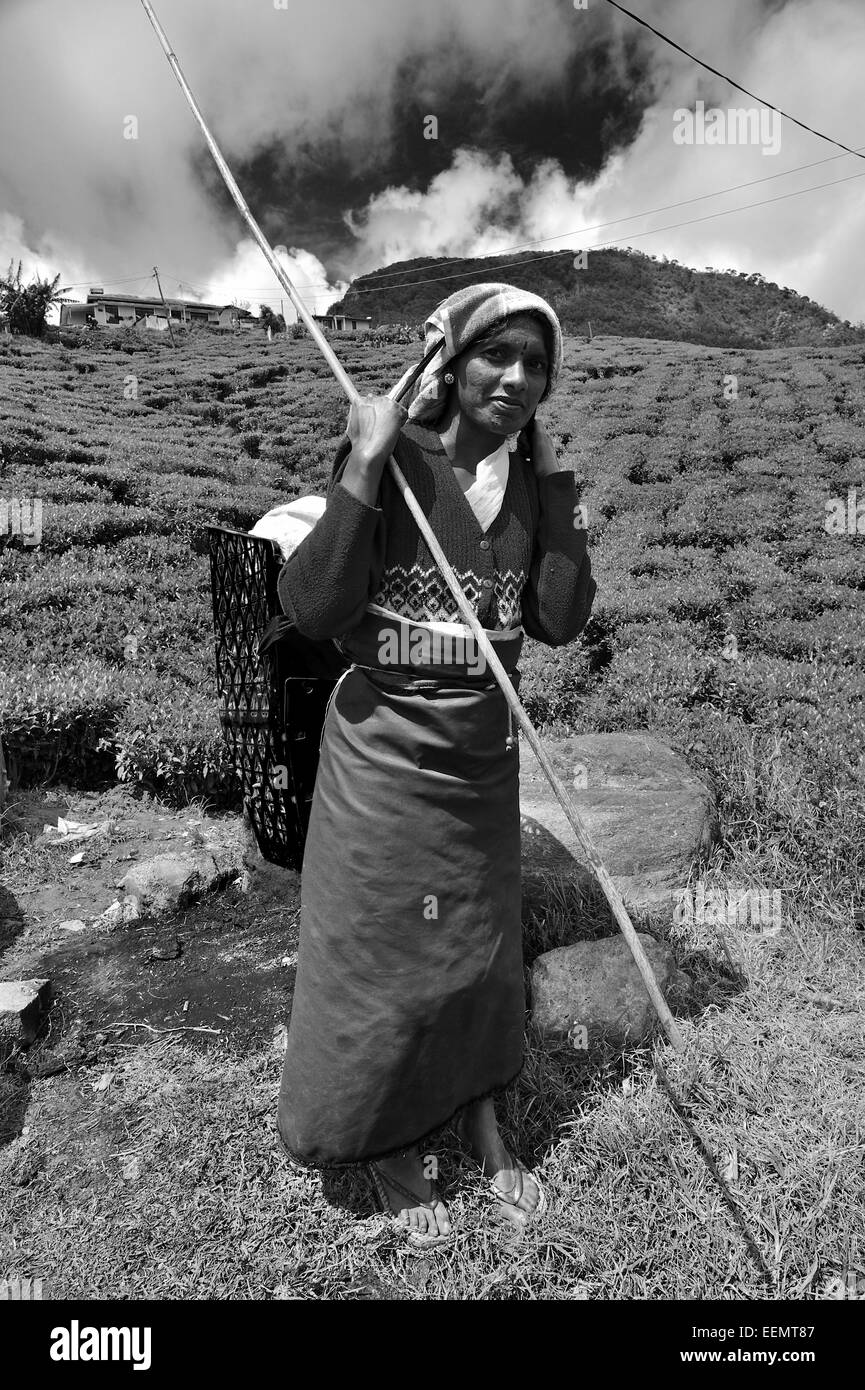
<box><xmin>1</xmin><ymin>0</ymin><xmax>863</xmax><ymax>326</ymax></box>
<box><xmin>331</xmin><ymin>0</ymin><xmax>865</xmax><ymax>322</ymax></box>
<box><xmin>200</xmin><ymin>239</ymin><xmax>347</xmax><ymax>319</ymax></box>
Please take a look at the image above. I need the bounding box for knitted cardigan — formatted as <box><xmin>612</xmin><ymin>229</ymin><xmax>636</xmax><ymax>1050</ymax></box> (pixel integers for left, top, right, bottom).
<box><xmin>276</xmin><ymin>420</ymin><xmax>596</xmax><ymax>648</ymax></box>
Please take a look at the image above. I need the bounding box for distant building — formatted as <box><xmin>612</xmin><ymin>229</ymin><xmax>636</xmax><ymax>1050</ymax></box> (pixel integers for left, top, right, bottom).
<box><xmin>313</xmin><ymin>312</ymin><xmax>372</xmax><ymax>333</ymax></box>
<box><xmin>58</xmin><ymin>289</ymin><xmax>257</xmax><ymax>331</ymax></box>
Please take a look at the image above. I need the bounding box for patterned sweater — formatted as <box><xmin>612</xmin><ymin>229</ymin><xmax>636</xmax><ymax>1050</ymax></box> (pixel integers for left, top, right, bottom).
<box><xmin>276</xmin><ymin>420</ymin><xmax>596</xmax><ymax>647</ymax></box>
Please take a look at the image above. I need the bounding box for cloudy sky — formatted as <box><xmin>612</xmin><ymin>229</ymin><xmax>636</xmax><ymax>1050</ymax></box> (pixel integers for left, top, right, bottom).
<box><xmin>1</xmin><ymin>0</ymin><xmax>863</xmax><ymax>324</ymax></box>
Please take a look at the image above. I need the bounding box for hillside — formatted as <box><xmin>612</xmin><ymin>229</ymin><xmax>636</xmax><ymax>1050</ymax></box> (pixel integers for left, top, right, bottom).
<box><xmin>327</xmin><ymin>248</ymin><xmax>865</xmax><ymax>350</ymax></box>
<box><xmin>1</xmin><ymin>321</ymin><xmax>863</xmax><ymax>802</ymax></box>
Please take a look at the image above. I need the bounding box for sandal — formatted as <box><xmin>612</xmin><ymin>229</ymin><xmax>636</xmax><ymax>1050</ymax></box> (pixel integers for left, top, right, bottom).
<box><xmin>367</xmin><ymin>1161</ymin><xmax>454</xmax><ymax>1250</ymax></box>
<box><xmin>455</xmin><ymin>1115</ymin><xmax>547</xmax><ymax>1222</ymax></box>
<box><xmin>486</xmin><ymin>1152</ymin><xmax>547</xmax><ymax>1221</ymax></box>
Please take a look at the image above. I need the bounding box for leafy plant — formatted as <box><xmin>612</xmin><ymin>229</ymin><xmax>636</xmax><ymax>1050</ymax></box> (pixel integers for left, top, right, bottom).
<box><xmin>0</xmin><ymin>260</ymin><xmax>61</xmax><ymax>338</ymax></box>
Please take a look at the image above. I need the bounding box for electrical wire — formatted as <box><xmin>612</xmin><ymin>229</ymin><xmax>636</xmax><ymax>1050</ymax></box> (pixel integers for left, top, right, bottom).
<box><xmin>178</xmin><ymin>163</ymin><xmax>865</xmax><ymax>305</ymax></box>
<box><xmin>56</xmin><ymin>6</ymin><xmax>865</xmax><ymax>306</ymax></box>
<box><xmin>604</xmin><ymin>0</ymin><xmax>865</xmax><ymax>161</ymax></box>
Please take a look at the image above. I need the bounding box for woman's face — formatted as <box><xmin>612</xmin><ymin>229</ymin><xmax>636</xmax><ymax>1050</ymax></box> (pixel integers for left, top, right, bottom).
<box><xmin>450</xmin><ymin>314</ymin><xmax>550</xmax><ymax>438</ymax></box>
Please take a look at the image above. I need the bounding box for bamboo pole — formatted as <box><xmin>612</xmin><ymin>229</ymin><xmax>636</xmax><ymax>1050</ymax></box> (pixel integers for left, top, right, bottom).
<box><xmin>139</xmin><ymin>0</ymin><xmax>684</xmax><ymax>1051</ymax></box>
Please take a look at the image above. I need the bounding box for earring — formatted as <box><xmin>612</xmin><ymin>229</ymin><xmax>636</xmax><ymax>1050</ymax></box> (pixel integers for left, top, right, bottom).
<box><xmin>443</xmin><ymin>371</ymin><xmax>454</xmax><ymax>384</ymax></box>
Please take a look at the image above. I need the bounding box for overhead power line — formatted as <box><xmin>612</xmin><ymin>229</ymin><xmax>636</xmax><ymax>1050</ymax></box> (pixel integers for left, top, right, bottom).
<box><xmin>604</xmin><ymin>0</ymin><xmax>865</xmax><ymax>162</ymax></box>
<box><xmin>56</xmin><ymin>5</ymin><xmax>865</xmax><ymax>307</ymax></box>
<box><xmin>342</xmin><ymin>146</ymin><xmax>865</xmax><ymax>295</ymax></box>
<box><xmin>166</xmin><ymin>136</ymin><xmax>865</xmax><ymax>301</ymax></box>
<box><xmin>56</xmin><ymin>272</ymin><xmax>157</xmax><ymax>291</ymax></box>
<box><xmin>314</xmin><ymin>166</ymin><xmax>865</xmax><ymax>300</ymax></box>
<box><xmin>59</xmin><ymin>142</ymin><xmax>864</xmax><ymax>309</ymax></box>
<box><xmin>189</xmin><ymin>162</ymin><xmax>865</xmax><ymax>304</ymax></box>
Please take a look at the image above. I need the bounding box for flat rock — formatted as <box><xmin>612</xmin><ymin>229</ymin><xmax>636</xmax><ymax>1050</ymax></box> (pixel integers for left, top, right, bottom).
<box><xmin>116</xmin><ymin>851</ymin><xmax>229</xmax><ymax>918</ymax></box>
<box><xmin>531</xmin><ymin>935</ymin><xmax>678</xmax><ymax>1046</ymax></box>
<box><xmin>0</xmin><ymin>978</ymin><xmax>52</xmax><ymax>1059</ymax></box>
<box><xmin>520</xmin><ymin>732</ymin><xmax>718</xmax><ymax>916</ymax></box>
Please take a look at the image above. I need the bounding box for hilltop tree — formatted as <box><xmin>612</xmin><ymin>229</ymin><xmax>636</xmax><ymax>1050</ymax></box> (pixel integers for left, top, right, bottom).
<box><xmin>0</xmin><ymin>260</ymin><xmax>61</xmax><ymax>338</ymax></box>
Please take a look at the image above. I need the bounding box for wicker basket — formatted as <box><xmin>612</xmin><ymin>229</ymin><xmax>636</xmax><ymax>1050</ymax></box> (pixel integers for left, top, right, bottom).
<box><xmin>203</xmin><ymin>524</ymin><xmax>347</xmax><ymax>870</ymax></box>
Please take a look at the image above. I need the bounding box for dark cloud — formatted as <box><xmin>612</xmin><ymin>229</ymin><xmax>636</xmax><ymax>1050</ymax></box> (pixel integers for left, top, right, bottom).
<box><xmin>1</xmin><ymin>0</ymin><xmax>862</xmax><ymax>324</ymax></box>
<box><xmin>227</xmin><ymin>7</ymin><xmax>660</xmax><ymax>278</ymax></box>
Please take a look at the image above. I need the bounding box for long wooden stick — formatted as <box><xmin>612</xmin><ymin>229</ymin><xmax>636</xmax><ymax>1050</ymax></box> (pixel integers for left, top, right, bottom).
<box><xmin>139</xmin><ymin>0</ymin><xmax>684</xmax><ymax>1051</ymax></box>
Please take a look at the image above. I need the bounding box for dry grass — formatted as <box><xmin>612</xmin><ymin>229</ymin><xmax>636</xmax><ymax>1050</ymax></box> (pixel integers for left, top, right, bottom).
<box><xmin>2</xmin><ymin>722</ymin><xmax>863</xmax><ymax>1301</ymax></box>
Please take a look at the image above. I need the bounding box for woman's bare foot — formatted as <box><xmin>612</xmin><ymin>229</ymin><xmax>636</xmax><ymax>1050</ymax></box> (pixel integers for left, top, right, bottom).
<box><xmin>457</xmin><ymin>1098</ymin><xmax>542</xmax><ymax>1227</ymax></box>
<box><xmin>373</xmin><ymin>1147</ymin><xmax>451</xmax><ymax>1238</ymax></box>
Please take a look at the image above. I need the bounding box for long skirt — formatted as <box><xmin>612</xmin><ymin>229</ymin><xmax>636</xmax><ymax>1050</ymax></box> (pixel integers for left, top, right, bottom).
<box><xmin>277</xmin><ymin>663</ymin><xmax>525</xmax><ymax>1167</ymax></box>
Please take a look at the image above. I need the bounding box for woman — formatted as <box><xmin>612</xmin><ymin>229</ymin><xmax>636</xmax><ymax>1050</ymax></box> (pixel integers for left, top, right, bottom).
<box><xmin>275</xmin><ymin>282</ymin><xmax>596</xmax><ymax>1247</ymax></box>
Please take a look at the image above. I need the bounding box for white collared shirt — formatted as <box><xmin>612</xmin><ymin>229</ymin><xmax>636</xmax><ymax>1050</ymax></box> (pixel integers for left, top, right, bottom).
<box><xmin>461</xmin><ymin>438</ymin><xmax>511</xmax><ymax>533</ymax></box>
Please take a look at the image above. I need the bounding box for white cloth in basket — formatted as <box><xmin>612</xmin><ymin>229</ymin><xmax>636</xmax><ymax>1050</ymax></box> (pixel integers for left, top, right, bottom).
<box><xmin>249</xmin><ymin>497</ymin><xmax>327</xmax><ymax>561</ymax></box>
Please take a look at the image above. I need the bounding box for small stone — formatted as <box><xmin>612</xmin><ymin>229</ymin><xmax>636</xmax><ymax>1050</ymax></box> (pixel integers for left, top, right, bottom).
<box><xmin>121</xmin><ymin>1155</ymin><xmax>140</xmax><ymax>1181</ymax></box>
<box><xmin>58</xmin><ymin>920</ymin><xmax>87</xmax><ymax>933</ymax></box>
<box><xmin>0</xmin><ymin>979</ymin><xmax>52</xmax><ymax>1060</ymax></box>
<box><xmin>93</xmin><ymin>899</ymin><xmax>139</xmax><ymax>930</ymax></box>
<box><xmin>531</xmin><ymin>934</ymin><xmax>678</xmax><ymax>1047</ymax></box>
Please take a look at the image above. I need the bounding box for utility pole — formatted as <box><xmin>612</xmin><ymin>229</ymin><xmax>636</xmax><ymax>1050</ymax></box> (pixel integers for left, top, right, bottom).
<box><xmin>587</xmin><ymin>320</ymin><xmax>593</xmax><ymax>342</ymax></box>
<box><xmin>152</xmin><ymin>265</ymin><xmax>176</xmax><ymax>347</ymax></box>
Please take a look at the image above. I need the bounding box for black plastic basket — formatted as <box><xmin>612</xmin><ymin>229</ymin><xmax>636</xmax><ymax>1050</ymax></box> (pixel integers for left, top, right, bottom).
<box><xmin>203</xmin><ymin>524</ymin><xmax>347</xmax><ymax>870</ymax></box>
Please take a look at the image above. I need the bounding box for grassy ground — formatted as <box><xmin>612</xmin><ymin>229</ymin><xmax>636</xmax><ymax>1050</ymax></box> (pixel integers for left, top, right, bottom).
<box><xmin>1</xmin><ymin>732</ymin><xmax>862</xmax><ymax>1300</ymax></box>
<box><xmin>1</xmin><ymin>325</ymin><xmax>864</xmax><ymax>1299</ymax></box>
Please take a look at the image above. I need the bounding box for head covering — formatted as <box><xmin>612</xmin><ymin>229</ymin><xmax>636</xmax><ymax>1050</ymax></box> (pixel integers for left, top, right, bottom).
<box><xmin>393</xmin><ymin>282</ymin><xmax>564</xmax><ymax>426</ymax></box>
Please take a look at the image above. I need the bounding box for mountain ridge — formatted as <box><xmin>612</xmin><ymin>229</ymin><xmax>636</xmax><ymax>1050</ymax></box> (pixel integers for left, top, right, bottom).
<box><xmin>326</xmin><ymin>247</ymin><xmax>864</xmax><ymax>350</ymax></box>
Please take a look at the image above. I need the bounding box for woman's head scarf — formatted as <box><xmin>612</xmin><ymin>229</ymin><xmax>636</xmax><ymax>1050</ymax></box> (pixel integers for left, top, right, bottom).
<box><xmin>393</xmin><ymin>282</ymin><xmax>564</xmax><ymax>425</ymax></box>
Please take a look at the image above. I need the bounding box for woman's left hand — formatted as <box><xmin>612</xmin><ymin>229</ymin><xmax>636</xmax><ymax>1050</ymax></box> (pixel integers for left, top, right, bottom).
<box><xmin>525</xmin><ymin>419</ymin><xmax>562</xmax><ymax>477</ymax></box>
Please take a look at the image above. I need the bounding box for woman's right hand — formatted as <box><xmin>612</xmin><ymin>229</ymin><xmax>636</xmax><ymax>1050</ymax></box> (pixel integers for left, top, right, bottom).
<box><xmin>346</xmin><ymin>395</ymin><xmax>408</xmax><ymax>471</ymax></box>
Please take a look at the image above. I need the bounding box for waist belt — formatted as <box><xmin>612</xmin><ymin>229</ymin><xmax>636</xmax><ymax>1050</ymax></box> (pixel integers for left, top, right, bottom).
<box><xmin>352</xmin><ymin>663</ymin><xmax>520</xmax><ymax>750</ymax></box>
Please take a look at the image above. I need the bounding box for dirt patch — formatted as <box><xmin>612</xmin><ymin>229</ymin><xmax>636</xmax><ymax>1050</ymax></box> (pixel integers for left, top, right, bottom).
<box><xmin>1</xmin><ymin>782</ymin><xmax>301</xmax><ymax>1061</ymax></box>
<box><xmin>26</xmin><ymin>891</ymin><xmax>300</xmax><ymax>1053</ymax></box>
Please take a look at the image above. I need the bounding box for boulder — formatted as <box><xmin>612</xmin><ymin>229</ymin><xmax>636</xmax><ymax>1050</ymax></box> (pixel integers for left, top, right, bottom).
<box><xmin>520</xmin><ymin>732</ymin><xmax>718</xmax><ymax>917</ymax></box>
<box><xmin>531</xmin><ymin>935</ymin><xmax>678</xmax><ymax>1046</ymax></box>
<box><xmin>0</xmin><ymin>978</ymin><xmax>52</xmax><ymax>1061</ymax></box>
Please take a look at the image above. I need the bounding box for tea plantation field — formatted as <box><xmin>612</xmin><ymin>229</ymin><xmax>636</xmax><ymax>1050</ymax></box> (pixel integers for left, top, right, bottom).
<box><xmin>1</xmin><ymin>324</ymin><xmax>863</xmax><ymax>903</ymax></box>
